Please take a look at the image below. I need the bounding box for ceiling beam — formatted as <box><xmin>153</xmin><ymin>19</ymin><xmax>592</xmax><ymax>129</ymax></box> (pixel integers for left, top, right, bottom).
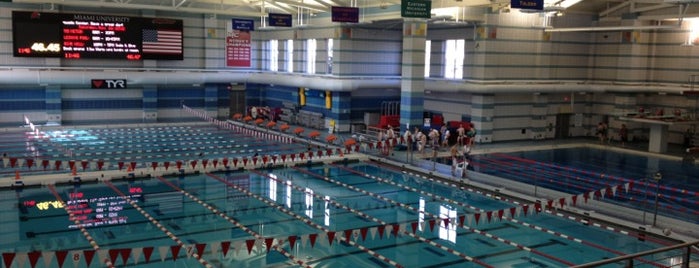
<box><xmin>270</xmin><ymin>0</ymin><xmax>329</xmax><ymax>12</ymax></box>
<box><xmin>262</xmin><ymin>2</ymin><xmax>298</xmax><ymax>14</ymax></box>
<box><xmin>632</xmin><ymin>3</ymin><xmax>675</xmax><ymax>13</ymax></box>
<box><xmin>13</xmin><ymin>0</ymin><xmax>265</xmax><ymax>17</ymax></box>
<box><xmin>174</xmin><ymin>0</ymin><xmax>187</xmax><ymax>8</ymax></box>
<box><xmin>313</xmin><ymin>1</ymin><xmax>333</xmax><ymax>8</ymax></box>
<box><xmin>599</xmin><ymin>1</ymin><xmax>631</xmax><ymax>17</ymax></box>
<box><xmin>321</xmin><ymin>0</ymin><xmax>349</xmax><ymax>7</ymax></box>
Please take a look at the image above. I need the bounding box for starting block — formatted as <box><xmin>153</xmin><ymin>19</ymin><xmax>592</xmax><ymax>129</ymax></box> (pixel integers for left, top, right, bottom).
<box><xmin>454</xmin><ymin>160</ymin><xmax>468</xmax><ymax>178</ymax></box>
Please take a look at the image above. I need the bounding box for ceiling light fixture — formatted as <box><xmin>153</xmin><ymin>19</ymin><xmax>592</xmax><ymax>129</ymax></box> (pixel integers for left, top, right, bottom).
<box><xmin>558</xmin><ymin>0</ymin><xmax>582</xmax><ymax>9</ymax></box>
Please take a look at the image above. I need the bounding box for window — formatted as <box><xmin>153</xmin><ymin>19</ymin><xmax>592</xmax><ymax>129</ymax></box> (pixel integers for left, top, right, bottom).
<box><xmin>269</xmin><ymin>39</ymin><xmax>278</xmax><ymax>71</ymax></box>
<box><xmin>306</xmin><ymin>39</ymin><xmax>317</xmax><ymax>74</ymax></box>
<box><xmin>286</xmin><ymin>40</ymin><xmax>294</xmax><ymax>72</ymax></box>
<box><xmin>444</xmin><ymin>39</ymin><xmax>464</xmax><ymax>79</ymax></box>
<box><xmin>425</xmin><ymin>40</ymin><xmax>431</xmax><ymax>77</ymax></box>
<box><xmin>689</xmin><ymin>18</ymin><xmax>699</xmax><ymax>45</ymax></box>
<box><xmin>327</xmin><ymin>38</ymin><xmax>334</xmax><ymax>74</ymax></box>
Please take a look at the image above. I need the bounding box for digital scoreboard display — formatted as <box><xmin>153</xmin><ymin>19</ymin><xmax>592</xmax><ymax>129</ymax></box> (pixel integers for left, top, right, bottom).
<box><xmin>12</xmin><ymin>11</ymin><xmax>183</xmax><ymax>60</ymax></box>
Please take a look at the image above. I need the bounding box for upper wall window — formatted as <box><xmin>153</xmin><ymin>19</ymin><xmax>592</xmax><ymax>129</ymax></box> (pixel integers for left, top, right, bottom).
<box><xmin>286</xmin><ymin>40</ymin><xmax>294</xmax><ymax>73</ymax></box>
<box><xmin>327</xmin><ymin>38</ymin><xmax>334</xmax><ymax>74</ymax></box>
<box><xmin>306</xmin><ymin>39</ymin><xmax>317</xmax><ymax>74</ymax></box>
<box><xmin>444</xmin><ymin>39</ymin><xmax>464</xmax><ymax>79</ymax></box>
<box><xmin>425</xmin><ymin>40</ymin><xmax>431</xmax><ymax>77</ymax></box>
<box><xmin>269</xmin><ymin>39</ymin><xmax>278</xmax><ymax>71</ymax></box>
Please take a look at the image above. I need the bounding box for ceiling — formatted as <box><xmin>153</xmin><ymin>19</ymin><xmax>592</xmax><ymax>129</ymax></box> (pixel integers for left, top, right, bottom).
<box><xmin>10</xmin><ymin>0</ymin><xmax>699</xmax><ymax>23</ymax></box>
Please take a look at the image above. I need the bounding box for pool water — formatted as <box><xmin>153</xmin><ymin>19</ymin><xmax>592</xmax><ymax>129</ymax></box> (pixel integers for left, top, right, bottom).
<box><xmin>2</xmin><ymin>161</ymin><xmax>689</xmax><ymax>268</ymax></box>
<box><xmin>1</xmin><ymin>125</ymin><xmax>307</xmax><ymax>177</ymax></box>
<box><xmin>456</xmin><ymin>148</ymin><xmax>699</xmax><ymax>224</ymax></box>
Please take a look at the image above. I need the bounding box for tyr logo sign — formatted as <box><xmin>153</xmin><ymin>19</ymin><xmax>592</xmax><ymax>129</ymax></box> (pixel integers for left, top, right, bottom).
<box><xmin>91</xmin><ymin>79</ymin><xmax>127</xmax><ymax>89</ymax></box>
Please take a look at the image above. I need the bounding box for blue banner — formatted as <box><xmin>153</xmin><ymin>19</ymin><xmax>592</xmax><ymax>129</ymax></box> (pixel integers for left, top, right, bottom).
<box><xmin>511</xmin><ymin>0</ymin><xmax>544</xmax><ymax>10</ymax></box>
<box><xmin>331</xmin><ymin>6</ymin><xmax>359</xmax><ymax>23</ymax></box>
<box><xmin>232</xmin><ymin>19</ymin><xmax>254</xmax><ymax>31</ymax></box>
<box><xmin>268</xmin><ymin>13</ymin><xmax>292</xmax><ymax>27</ymax></box>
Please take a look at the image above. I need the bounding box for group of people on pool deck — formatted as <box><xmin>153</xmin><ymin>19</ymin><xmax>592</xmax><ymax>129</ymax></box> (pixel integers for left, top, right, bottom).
<box><xmin>597</xmin><ymin>121</ymin><xmax>631</xmax><ymax>147</ymax></box>
<box><xmin>377</xmin><ymin>123</ymin><xmax>475</xmax><ymax>177</ymax></box>
<box><xmin>377</xmin><ymin>123</ymin><xmax>476</xmax><ymax>155</ymax></box>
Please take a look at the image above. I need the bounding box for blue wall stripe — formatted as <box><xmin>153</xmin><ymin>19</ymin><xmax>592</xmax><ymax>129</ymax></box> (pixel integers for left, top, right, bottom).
<box><xmin>62</xmin><ymin>100</ymin><xmax>142</xmax><ymax>110</ymax></box>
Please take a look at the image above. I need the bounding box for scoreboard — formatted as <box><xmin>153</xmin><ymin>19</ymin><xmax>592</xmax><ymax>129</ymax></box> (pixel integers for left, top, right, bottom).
<box><xmin>12</xmin><ymin>11</ymin><xmax>183</xmax><ymax>60</ymax></box>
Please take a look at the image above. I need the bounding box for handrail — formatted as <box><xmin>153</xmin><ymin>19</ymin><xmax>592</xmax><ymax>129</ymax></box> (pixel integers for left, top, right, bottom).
<box><xmin>571</xmin><ymin>240</ymin><xmax>699</xmax><ymax>268</ymax></box>
<box><xmin>691</xmin><ymin>74</ymin><xmax>699</xmax><ymax>92</ymax></box>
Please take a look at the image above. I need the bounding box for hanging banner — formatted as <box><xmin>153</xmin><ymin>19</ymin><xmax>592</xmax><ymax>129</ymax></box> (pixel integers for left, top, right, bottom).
<box><xmin>331</xmin><ymin>6</ymin><xmax>359</xmax><ymax>23</ymax></box>
<box><xmin>511</xmin><ymin>0</ymin><xmax>544</xmax><ymax>10</ymax></box>
<box><xmin>232</xmin><ymin>19</ymin><xmax>254</xmax><ymax>31</ymax></box>
<box><xmin>268</xmin><ymin>13</ymin><xmax>292</xmax><ymax>27</ymax></box>
<box><xmin>226</xmin><ymin>30</ymin><xmax>251</xmax><ymax>68</ymax></box>
<box><xmin>401</xmin><ymin>0</ymin><xmax>431</xmax><ymax>19</ymax></box>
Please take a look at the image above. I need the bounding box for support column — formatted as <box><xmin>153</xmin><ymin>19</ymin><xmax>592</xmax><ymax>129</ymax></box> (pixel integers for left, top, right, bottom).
<box><xmin>332</xmin><ymin>27</ymin><xmax>353</xmax><ymax>76</ymax></box>
<box><xmin>470</xmin><ymin>94</ymin><xmax>494</xmax><ymax>143</ymax></box>
<box><xmin>400</xmin><ymin>19</ymin><xmax>426</xmax><ymax>132</ymax></box>
<box><xmin>648</xmin><ymin>124</ymin><xmax>669</xmax><ymax>153</ymax></box>
<box><xmin>531</xmin><ymin>93</ymin><xmax>548</xmax><ymax>140</ymax></box>
<box><xmin>45</xmin><ymin>85</ymin><xmax>62</xmax><ymax>125</ymax></box>
<box><xmin>616</xmin><ymin>26</ymin><xmax>647</xmax><ymax>82</ymax></box>
<box><xmin>332</xmin><ymin>91</ymin><xmax>351</xmax><ymax>132</ymax></box>
<box><xmin>142</xmin><ymin>86</ymin><xmax>157</xmax><ymax>123</ymax></box>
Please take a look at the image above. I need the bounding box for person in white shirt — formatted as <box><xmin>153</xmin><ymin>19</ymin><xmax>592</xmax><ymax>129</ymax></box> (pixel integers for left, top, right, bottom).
<box><xmin>441</xmin><ymin>127</ymin><xmax>450</xmax><ymax>148</ymax></box>
<box><xmin>456</xmin><ymin>124</ymin><xmax>465</xmax><ymax>146</ymax></box>
<box><xmin>417</xmin><ymin>131</ymin><xmax>427</xmax><ymax>155</ymax></box>
<box><xmin>428</xmin><ymin>128</ymin><xmax>439</xmax><ymax>149</ymax></box>
<box><xmin>403</xmin><ymin>128</ymin><xmax>413</xmax><ymax>152</ymax></box>
<box><xmin>386</xmin><ymin>125</ymin><xmax>395</xmax><ymax>140</ymax></box>
<box><xmin>385</xmin><ymin>125</ymin><xmax>395</xmax><ymax>155</ymax></box>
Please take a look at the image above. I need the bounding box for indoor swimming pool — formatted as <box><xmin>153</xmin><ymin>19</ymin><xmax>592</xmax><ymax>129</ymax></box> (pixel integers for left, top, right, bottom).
<box><xmin>458</xmin><ymin>147</ymin><xmax>699</xmax><ymax>224</ymax></box>
<box><xmin>1</xmin><ymin>161</ymin><xmax>693</xmax><ymax>268</ymax></box>
<box><xmin>0</xmin><ymin>124</ymin><xmax>307</xmax><ymax>178</ymax></box>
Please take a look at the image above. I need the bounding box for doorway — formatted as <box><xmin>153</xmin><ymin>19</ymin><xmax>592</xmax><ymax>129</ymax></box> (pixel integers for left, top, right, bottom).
<box><xmin>555</xmin><ymin>114</ymin><xmax>571</xmax><ymax>139</ymax></box>
<box><xmin>229</xmin><ymin>84</ymin><xmax>246</xmax><ymax>117</ymax></box>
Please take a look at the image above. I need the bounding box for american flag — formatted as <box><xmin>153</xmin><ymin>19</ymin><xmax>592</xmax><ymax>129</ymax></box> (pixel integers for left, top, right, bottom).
<box><xmin>142</xmin><ymin>29</ymin><xmax>182</xmax><ymax>54</ymax></box>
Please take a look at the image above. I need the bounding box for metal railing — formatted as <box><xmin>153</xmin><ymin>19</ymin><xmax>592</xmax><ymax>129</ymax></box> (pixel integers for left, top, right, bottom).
<box><xmin>572</xmin><ymin>240</ymin><xmax>699</xmax><ymax>268</ymax></box>
<box><xmin>691</xmin><ymin>75</ymin><xmax>699</xmax><ymax>92</ymax></box>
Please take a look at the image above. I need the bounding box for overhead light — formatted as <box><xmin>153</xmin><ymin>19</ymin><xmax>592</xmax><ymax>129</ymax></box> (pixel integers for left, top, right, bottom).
<box><xmin>559</xmin><ymin>0</ymin><xmax>582</xmax><ymax>8</ymax></box>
